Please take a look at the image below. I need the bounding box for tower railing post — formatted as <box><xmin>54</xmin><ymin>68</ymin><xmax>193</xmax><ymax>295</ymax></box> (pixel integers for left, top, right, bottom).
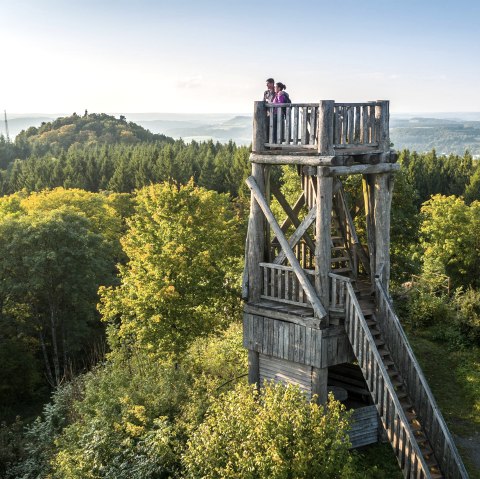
<box><xmin>253</xmin><ymin>101</ymin><xmax>268</xmax><ymax>153</ymax></box>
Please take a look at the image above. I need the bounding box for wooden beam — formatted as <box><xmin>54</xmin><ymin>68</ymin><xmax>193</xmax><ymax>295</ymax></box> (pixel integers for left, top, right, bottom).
<box><xmin>362</xmin><ymin>174</ymin><xmax>376</xmax><ymax>289</ymax></box>
<box><xmin>246</xmin><ymin>176</ymin><xmax>327</xmax><ymax>321</ymax></box>
<box><xmin>271</xmin><ymin>184</ymin><xmax>316</xmax><ymax>254</ymax></box>
<box><xmin>247</xmin><ymin>164</ymin><xmax>265</xmax><ymax>302</ymax></box>
<box><xmin>315</xmin><ymin>173</ymin><xmax>333</xmax><ymax>315</ymax></box>
<box><xmin>250</xmin><ymin>153</ymin><xmax>337</xmax><ymax>166</ymax></box>
<box><xmin>273</xmin><ymin>206</ymin><xmax>316</xmax><ymax>265</ymax></box>
<box><xmin>320</xmin><ymin>162</ymin><xmax>400</xmax><ymax>177</ymax></box>
<box><xmin>248</xmin><ymin>350</ymin><xmax>260</xmax><ymax>385</ymax></box>
<box><xmin>312</xmin><ymin>366</ymin><xmax>328</xmax><ymax>404</ymax></box>
<box><xmin>374</xmin><ymin>173</ymin><xmax>394</xmax><ymax>290</ymax></box>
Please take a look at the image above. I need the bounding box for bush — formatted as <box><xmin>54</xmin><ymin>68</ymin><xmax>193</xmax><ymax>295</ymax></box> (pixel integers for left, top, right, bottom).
<box><xmin>404</xmin><ymin>290</ymin><xmax>455</xmax><ymax>330</ymax></box>
<box><xmin>183</xmin><ymin>382</ymin><xmax>353</xmax><ymax>479</ymax></box>
<box><xmin>453</xmin><ymin>288</ymin><xmax>480</xmax><ymax>346</ymax></box>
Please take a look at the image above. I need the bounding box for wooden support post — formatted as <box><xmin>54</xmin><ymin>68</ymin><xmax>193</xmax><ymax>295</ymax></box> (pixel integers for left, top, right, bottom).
<box><xmin>318</xmin><ymin>100</ymin><xmax>335</xmax><ymax>156</ymax></box>
<box><xmin>248</xmin><ymin>350</ymin><xmax>260</xmax><ymax>386</ymax></box>
<box><xmin>315</xmin><ymin>100</ymin><xmax>335</xmax><ymax>319</ymax></box>
<box><xmin>252</xmin><ymin>101</ymin><xmax>268</xmax><ymax>153</ymax></box>
<box><xmin>247</xmin><ymin>163</ymin><xmax>265</xmax><ymax>302</ymax></box>
<box><xmin>363</xmin><ymin>174</ymin><xmax>376</xmax><ymax>289</ymax></box>
<box><xmin>374</xmin><ymin>173</ymin><xmax>393</xmax><ymax>290</ymax></box>
<box><xmin>312</xmin><ymin>366</ymin><xmax>328</xmax><ymax>404</ymax></box>
<box><xmin>315</xmin><ymin>172</ymin><xmax>333</xmax><ymax>319</ymax></box>
<box><xmin>375</xmin><ymin>100</ymin><xmax>390</xmax><ymax>156</ymax></box>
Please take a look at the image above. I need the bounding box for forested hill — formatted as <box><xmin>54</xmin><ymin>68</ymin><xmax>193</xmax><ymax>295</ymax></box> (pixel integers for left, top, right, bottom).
<box><xmin>0</xmin><ymin>113</ymin><xmax>251</xmax><ymax>197</ymax></box>
<box><xmin>14</xmin><ymin>112</ymin><xmax>174</xmax><ymax>157</ymax></box>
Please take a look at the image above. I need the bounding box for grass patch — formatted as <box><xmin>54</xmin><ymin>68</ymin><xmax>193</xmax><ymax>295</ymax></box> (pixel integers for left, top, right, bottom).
<box><xmin>407</xmin><ymin>333</ymin><xmax>480</xmax><ymax>435</ymax></box>
<box><xmin>407</xmin><ymin>332</ymin><xmax>480</xmax><ymax>478</ymax></box>
<box><xmin>351</xmin><ymin>444</ymin><xmax>403</xmax><ymax>479</ymax></box>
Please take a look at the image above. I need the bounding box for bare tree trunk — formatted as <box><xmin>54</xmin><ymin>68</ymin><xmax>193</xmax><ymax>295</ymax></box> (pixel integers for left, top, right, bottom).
<box><xmin>39</xmin><ymin>331</ymin><xmax>55</xmax><ymax>387</ymax></box>
<box><xmin>49</xmin><ymin>305</ymin><xmax>61</xmax><ymax>386</ymax></box>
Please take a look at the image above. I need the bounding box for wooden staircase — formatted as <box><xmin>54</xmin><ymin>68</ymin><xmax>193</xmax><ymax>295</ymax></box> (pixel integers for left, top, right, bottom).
<box><xmin>330</xmin><ymin>274</ymin><xmax>469</xmax><ymax>479</ymax></box>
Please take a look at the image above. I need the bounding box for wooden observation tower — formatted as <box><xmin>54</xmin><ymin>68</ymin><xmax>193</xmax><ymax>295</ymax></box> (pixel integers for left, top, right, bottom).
<box><xmin>242</xmin><ymin>100</ymin><xmax>468</xmax><ymax>479</ymax></box>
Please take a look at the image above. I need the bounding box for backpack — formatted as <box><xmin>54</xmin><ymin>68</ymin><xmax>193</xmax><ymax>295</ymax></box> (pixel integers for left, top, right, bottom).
<box><xmin>283</xmin><ymin>91</ymin><xmax>292</xmax><ymax>104</ymax></box>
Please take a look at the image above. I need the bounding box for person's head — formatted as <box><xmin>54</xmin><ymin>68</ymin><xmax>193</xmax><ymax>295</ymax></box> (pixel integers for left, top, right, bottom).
<box><xmin>275</xmin><ymin>82</ymin><xmax>286</xmax><ymax>92</ymax></box>
<box><xmin>266</xmin><ymin>78</ymin><xmax>274</xmax><ymax>90</ymax></box>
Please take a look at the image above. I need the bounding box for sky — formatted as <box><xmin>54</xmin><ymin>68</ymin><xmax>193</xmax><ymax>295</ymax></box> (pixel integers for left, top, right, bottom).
<box><xmin>1</xmin><ymin>0</ymin><xmax>480</xmax><ymax>114</ymax></box>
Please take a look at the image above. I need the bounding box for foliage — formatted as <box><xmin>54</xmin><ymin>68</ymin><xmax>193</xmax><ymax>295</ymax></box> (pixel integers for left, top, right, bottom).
<box><xmin>0</xmin><ymin>136</ymin><xmax>251</xmax><ymax>199</ymax></box>
<box><xmin>183</xmin><ymin>383</ymin><xmax>353</xmax><ymax>479</ymax></box>
<box><xmin>0</xmin><ymin>188</ymin><xmax>127</xmax><ymax>408</ymax></box>
<box><xmin>6</xmin><ymin>379</ymin><xmax>84</xmax><ymax>479</ymax></box>
<box><xmin>453</xmin><ymin>288</ymin><xmax>480</xmax><ymax>346</ymax></box>
<box><xmin>14</xmin><ymin>113</ymin><xmax>173</xmax><ymax>158</ymax></box>
<box><xmin>4</xmin><ymin>323</ymin><xmax>246</xmax><ymax>479</ymax></box>
<box><xmin>399</xmin><ymin>149</ymin><xmax>476</xmax><ymax>207</ymax></box>
<box><xmin>419</xmin><ymin>195</ymin><xmax>480</xmax><ymax>288</ymax></box>
<box><xmin>99</xmin><ymin>181</ymin><xmax>244</xmax><ymax>358</ymax></box>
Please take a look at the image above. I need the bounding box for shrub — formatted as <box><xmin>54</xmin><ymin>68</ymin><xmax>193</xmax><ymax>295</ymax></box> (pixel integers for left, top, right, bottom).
<box><xmin>183</xmin><ymin>382</ymin><xmax>353</xmax><ymax>479</ymax></box>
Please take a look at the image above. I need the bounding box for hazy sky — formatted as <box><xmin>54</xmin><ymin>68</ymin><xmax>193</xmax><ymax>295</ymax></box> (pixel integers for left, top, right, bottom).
<box><xmin>1</xmin><ymin>0</ymin><xmax>479</xmax><ymax>114</ymax></box>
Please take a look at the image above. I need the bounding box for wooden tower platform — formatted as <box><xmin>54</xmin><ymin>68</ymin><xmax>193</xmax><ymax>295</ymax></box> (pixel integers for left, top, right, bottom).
<box><xmin>242</xmin><ymin>100</ymin><xmax>468</xmax><ymax>479</ymax></box>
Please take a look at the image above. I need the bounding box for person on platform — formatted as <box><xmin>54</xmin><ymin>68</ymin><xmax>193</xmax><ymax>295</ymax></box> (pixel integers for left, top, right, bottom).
<box><xmin>264</xmin><ymin>78</ymin><xmax>275</xmax><ymax>103</ymax></box>
<box><xmin>271</xmin><ymin>82</ymin><xmax>291</xmax><ymax>143</ymax></box>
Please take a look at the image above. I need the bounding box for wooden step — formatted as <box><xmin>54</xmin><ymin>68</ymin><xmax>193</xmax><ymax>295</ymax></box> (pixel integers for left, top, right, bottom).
<box><xmin>332</xmin><ymin>267</ymin><xmax>352</xmax><ymax>274</ymax></box>
<box><xmin>331</xmin><ymin>256</ymin><xmax>350</xmax><ymax>262</ymax></box>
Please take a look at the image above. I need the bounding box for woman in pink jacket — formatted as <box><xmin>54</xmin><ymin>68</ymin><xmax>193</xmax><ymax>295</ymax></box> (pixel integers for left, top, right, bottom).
<box><xmin>272</xmin><ymin>82</ymin><xmax>290</xmax><ymax>143</ymax></box>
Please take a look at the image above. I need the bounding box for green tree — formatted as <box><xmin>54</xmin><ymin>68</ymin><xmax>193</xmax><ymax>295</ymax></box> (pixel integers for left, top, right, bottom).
<box><xmin>99</xmin><ymin>181</ymin><xmax>243</xmax><ymax>358</ymax></box>
<box><xmin>419</xmin><ymin>195</ymin><xmax>480</xmax><ymax>288</ymax></box>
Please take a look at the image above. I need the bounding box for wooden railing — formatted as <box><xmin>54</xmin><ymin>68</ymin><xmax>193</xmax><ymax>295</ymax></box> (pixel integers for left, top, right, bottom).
<box><xmin>335</xmin><ymin>275</ymin><xmax>431</xmax><ymax>478</ymax></box>
<box><xmin>256</xmin><ymin>100</ymin><xmax>389</xmax><ymax>154</ymax></box>
<box><xmin>260</xmin><ymin>262</ymin><xmax>315</xmax><ymax>308</ymax></box>
<box><xmin>266</xmin><ymin>103</ymin><xmax>319</xmax><ymax>147</ymax></box>
<box><xmin>334</xmin><ymin>102</ymin><xmax>382</xmax><ymax>148</ymax></box>
<box><xmin>330</xmin><ymin>273</ymin><xmax>348</xmax><ymax>312</ymax></box>
<box><xmin>375</xmin><ymin>280</ymin><xmax>469</xmax><ymax>479</ymax></box>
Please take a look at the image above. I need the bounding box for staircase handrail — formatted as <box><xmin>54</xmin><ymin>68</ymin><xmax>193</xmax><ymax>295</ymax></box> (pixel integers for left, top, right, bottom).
<box><xmin>375</xmin><ymin>279</ymin><xmax>469</xmax><ymax>479</ymax></box>
<box><xmin>334</xmin><ymin>274</ymin><xmax>432</xmax><ymax>478</ymax></box>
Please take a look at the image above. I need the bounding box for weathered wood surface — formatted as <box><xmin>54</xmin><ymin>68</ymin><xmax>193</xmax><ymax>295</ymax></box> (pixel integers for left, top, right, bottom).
<box><xmin>246</xmin><ymin>164</ymin><xmax>265</xmax><ymax>302</ymax></box>
<box><xmin>266</xmin><ymin>103</ymin><xmax>319</xmax><ymax>147</ymax></box>
<box><xmin>338</xmin><ymin>276</ymin><xmax>432</xmax><ymax>478</ymax></box>
<box><xmin>246</xmin><ymin>176</ymin><xmax>327</xmax><ymax>320</ymax></box>
<box><xmin>259</xmin><ymin>354</ymin><xmax>312</xmax><ymax>395</ymax></box>
<box><xmin>315</xmin><ymin>174</ymin><xmax>333</xmax><ymax>314</ymax></box>
<box><xmin>250</xmin><ymin>153</ymin><xmax>337</xmax><ymax>166</ymax></box>
<box><xmin>252</xmin><ymin>101</ymin><xmax>268</xmax><ymax>153</ymax></box>
<box><xmin>319</xmin><ymin>162</ymin><xmax>400</xmax><ymax>177</ymax></box>
<box><xmin>375</xmin><ymin>280</ymin><xmax>469</xmax><ymax>479</ymax></box>
<box><xmin>349</xmin><ymin>406</ymin><xmax>380</xmax><ymax>448</ymax></box>
<box><xmin>260</xmin><ymin>262</ymin><xmax>315</xmax><ymax>308</ymax></box>
<box><xmin>374</xmin><ymin>173</ymin><xmax>393</xmax><ymax>289</ymax></box>
<box><xmin>273</xmin><ymin>206</ymin><xmax>316</xmax><ymax>266</ymax></box>
<box><xmin>243</xmin><ymin>313</ymin><xmax>353</xmax><ymax>368</ymax></box>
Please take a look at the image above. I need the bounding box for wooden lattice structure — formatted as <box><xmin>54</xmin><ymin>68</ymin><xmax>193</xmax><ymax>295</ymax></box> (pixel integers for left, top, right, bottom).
<box><xmin>242</xmin><ymin>100</ymin><xmax>469</xmax><ymax>479</ymax></box>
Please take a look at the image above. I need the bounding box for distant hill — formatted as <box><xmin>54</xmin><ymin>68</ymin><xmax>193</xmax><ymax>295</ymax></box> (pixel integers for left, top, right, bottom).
<box><xmin>14</xmin><ymin>113</ymin><xmax>173</xmax><ymax>156</ymax></box>
<box><xmin>6</xmin><ymin>111</ymin><xmax>480</xmax><ymax>154</ymax></box>
<box><xmin>390</xmin><ymin>116</ymin><xmax>480</xmax><ymax>156</ymax></box>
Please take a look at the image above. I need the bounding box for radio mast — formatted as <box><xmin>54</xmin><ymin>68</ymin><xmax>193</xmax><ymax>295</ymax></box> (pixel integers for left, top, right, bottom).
<box><xmin>3</xmin><ymin>110</ymin><xmax>10</xmax><ymax>143</ymax></box>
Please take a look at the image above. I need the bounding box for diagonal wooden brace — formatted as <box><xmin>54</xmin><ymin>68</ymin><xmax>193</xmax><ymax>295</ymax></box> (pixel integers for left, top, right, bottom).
<box><xmin>273</xmin><ymin>206</ymin><xmax>316</xmax><ymax>265</ymax></box>
<box><xmin>246</xmin><ymin>175</ymin><xmax>327</xmax><ymax>321</ymax></box>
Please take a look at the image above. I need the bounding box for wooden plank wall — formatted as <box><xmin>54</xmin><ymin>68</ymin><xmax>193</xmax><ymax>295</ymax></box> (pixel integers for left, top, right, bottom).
<box><xmin>349</xmin><ymin>406</ymin><xmax>380</xmax><ymax>448</ymax></box>
<box><xmin>259</xmin><ymin>354</ymin><xmax>312</xmax><ymax>398</ymax></box>
<box><xmin>243</xmin><ymin>312</ymin><xmax>353</xmax><ymax>369</ymax></box>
